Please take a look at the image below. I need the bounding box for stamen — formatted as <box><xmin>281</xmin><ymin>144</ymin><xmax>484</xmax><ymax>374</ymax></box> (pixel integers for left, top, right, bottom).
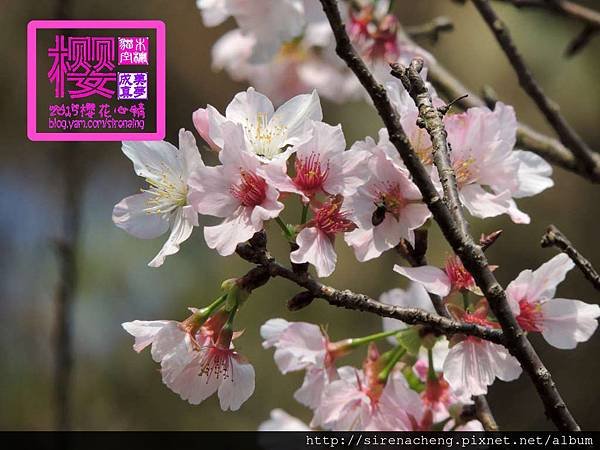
<box><xmin>293</xmin><ymin>152</ymin><xmax>330</xmax><ymax>195</ymax></box>
<box><xmin>141</xmin><ymin>162</ymin><xmax>187</xmax><ymax>215</ymax></box>
<box><xmin>311</xmin><ymin>197</ymin><xmax>356</xmax><ymax>235</ymax></box>
<box><xmin>231</xmin><ymin>170</ymin><xmax>267</xmax><ymax>207</ymax></box>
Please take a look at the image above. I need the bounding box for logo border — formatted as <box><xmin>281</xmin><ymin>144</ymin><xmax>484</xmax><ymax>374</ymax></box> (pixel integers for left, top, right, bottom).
<box><xmin>27</xmin><ymin>20</ymin><xmax>166</xmax><ymax>141</ymax></box>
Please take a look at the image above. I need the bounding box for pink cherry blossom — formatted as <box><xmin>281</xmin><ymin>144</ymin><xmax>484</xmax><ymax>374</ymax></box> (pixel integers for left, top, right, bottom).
<box><xmin>393</xmin><ymin>255</ymin><xmax>477</xmax><ymax>298</ymax></box>
<box><xmin>259</xmin><ymin>409</ymin><xmax>310</xmax><ymax>431</ymax></box>
<box><xmin>263</xmin><ymin>121</ymin><xmax>367</xmax><ymax>202</ymax></box>
<box><xmin>112</xmin><ymin>129</ymin><xmax>203</xmax><ymax>267</ymax></box>
<box><xmin>196</xmin><ymin>0</ymin><xmax>306</xmax><ymax>63</ymax></box>
<box><xmin>344</xmin><ymin>130</ymin><xmax>431</xmax><ymax>262</ymax></box>
<box><xmin>261</xmin><ymin>318</ymin><xmax>345</xmax><ymax>408</ymax></box>
<box><xmin>202</xmin><ymin>87</ymin><xmax>322</xmax><ymax>161</ymax></box>
<box><xmin>188</xmin><ymin>122</ymin><xmax>284</xmax><ymax>256</ymax></box>
<box><xmin>291</xmin><ymin>196</ymin><xmax>356</xmax><ymax>277</ymax></box>
<box><xmin>388</xmin><ymin>80</ymin><xmax>553</xmax><ymax>223</ymax></box>
<box><xmin>211</xmin><ymin>29</ymin><xmax>361</xmax><ymax>106</ymax></box>
<box><xmin>164</xmin><ymin>326</ymin><xmax>255</xmax><ymax>411</ymax></box>
<box><xmin>506</xmin><ymin>254</ymin><xmax>600</xmax><ymax>349</ymax></box>
<box><xmin>442</xmin><ymin>308</ymin><xmax>521</xmax><ymax>397</ymax></box>
<box><xmin>312</xmin><ymin>366</ymin><xmax>423</xmax><ymax>431</ymax></box>
<box><xmin>123</xmin><ymin>310</ymin><xmax>255</xmax><ymax>411</ymax></box>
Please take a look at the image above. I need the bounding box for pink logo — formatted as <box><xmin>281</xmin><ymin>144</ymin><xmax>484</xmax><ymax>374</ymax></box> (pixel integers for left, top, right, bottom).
<box><xmin>27</xmin><ymin>20</ymin><xmax>165</xmax><ymax>141</ymax></box>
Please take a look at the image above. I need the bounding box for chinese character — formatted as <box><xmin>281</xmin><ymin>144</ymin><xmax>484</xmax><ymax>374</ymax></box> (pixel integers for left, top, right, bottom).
<box><xmin>118</xmin><ymin>37</ymin><xmax>148</xmax><ymax>65</ymax></box>
<box><xmin>118</xmin><ymin>72</ymin><xmax>147</xmax><ymax>100</ymax></box>
<box><xmin>49</xmin><ymin>35</ymin><xmax>117</xmax><ymax>99</ymax></box>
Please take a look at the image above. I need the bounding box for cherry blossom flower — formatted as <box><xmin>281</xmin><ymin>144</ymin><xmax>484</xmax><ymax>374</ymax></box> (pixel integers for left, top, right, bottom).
<box><xmin>263</xmin><ymin>121</ymin><xmax>367</xmax><ymax>202</ymax></box>
<box><xmin>312</xmin><ymin>366</ymin><xmax>423</xmax><ymax>431</ymax></box>
<box><xmin>196</xmin><ymin>0</ymin><xmax>306</xmax><ymax>63</ymax></box>
<box><xmin>259</xmin><ymin>409</ymin><xmax>310</xmax><ymax>431</ymax></box>
<box><xmin>261</xmin><ymin>318</ymin><xmax>346</xmax><ymax>408</ymax></box>
<box><xmin>164</xmin><ymin>323</ymin><xmax>255</xmax><ymax>411</ymax></box>
<box><xmin>112</xmin><ymin>129</ymin><xmax>203</xmax><ymax>267</ymax></box>
<box><xmin>291</xmin><ymin>196</ymin><xmax>356</xmax><ymax>277</ymax></box>
<box><xmin>344</xmin><ymin>130</ymin><xmax>430</xmax><ymax>262</ymax></box>
<box><xmin>393</xmin><ymin>255</ymin><xmax>478</xmax><ymax>298</ymax></box>
<box><xmin>388</xmin><ymin>80</ymin><xmax>553</xmax><ymax>223</ymax></box>
<box><xmin>188</xmin><ymin>122</ymin><xmax>284</xmax><ymax>256</ymax></box>
<box><xmin>506</xmin><ymin>254</ymin><xmax>600</xmax><ymax>349</ymax></box>
<box><xmin>196</xmin><ymin>87</ymin><xmax>322</xmax><ymax>162</ymax></box>
<box><xmin>442</xmin><ymin>306</ymin><xmax>521</xmax><ymax>397</ymax></box>
<box><xmin>124</xmin><ymin>310</ymin><xmax>255</xmax><ymax>411</ymax></box>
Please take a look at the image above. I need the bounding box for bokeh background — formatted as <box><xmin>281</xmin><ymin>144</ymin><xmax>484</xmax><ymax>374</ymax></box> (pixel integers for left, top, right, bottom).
<box><xmin>1</xmin><ymin>0</ymin><xmax>599</xmax><ymax>431</ymax></box>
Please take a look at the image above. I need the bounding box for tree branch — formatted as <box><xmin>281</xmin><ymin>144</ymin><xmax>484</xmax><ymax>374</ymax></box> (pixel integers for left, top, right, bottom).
<box><xmin>318</xmin><ymin>0</ymin><xmax>580</xmax><ymax>431</ymax></box>
<box><xmin>541</xmin><ymin>225</ymin><xmax>600</xmax><ymax>291</ymax></box>
<box><xmin>472</xmin><ymin>0</ymin><xmax>600</xmax><ymax>181</ymax></box>
<box><xmin>236</xmin><ymin>240</ymin><xmax>505</xmax><ymax>345</ymax></box>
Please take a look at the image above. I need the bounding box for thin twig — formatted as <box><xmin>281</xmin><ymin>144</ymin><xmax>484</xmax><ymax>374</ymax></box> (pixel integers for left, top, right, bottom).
<box><xmin>405</xmin><ymin>17</ymin><xmax>454</xmax><ymax>43</ymax></box>
<box><xmin>495</xmin><ymin>0</ymin><xmax>600</xmax><ymax>28</ymax></box>
<box><xmin>472</xmin><ymin>0</ymin><xmax>600</xmax><ymax>180</ymax></box>
<box><xmin>541</xmin><ymin>225</ymin><xmax>600</xmax><ymax>291</ymax></box>
<box><xmin>318</xmin><ymin>0</ymin><xmax>580</xmax><ymax>431</ymax></box>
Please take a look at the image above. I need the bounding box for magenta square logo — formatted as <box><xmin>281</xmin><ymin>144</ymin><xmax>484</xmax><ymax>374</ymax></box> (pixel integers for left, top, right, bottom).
<box><xmin>27</xmin><ymin>20</ymin><xmax>165</xmax><ymax>141</ymax></box>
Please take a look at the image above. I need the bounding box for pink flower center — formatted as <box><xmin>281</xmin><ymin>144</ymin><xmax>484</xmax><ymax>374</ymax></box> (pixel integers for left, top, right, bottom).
<box><xmin>293</xmin><ymin>152</ymin><xmax>329</xmax><ymax>196</ymax></box>
<box><xmin>516</xmin><ymin>299</ymin><xmax>543</xmax><ymax>332</ymax></box>
<box><xmin>374</xmin><ymin>182</ymin><xmax>407</xmax><ymax>220</ymax></box>
<box><xmin>452</xmin><ymin>157</ymin><xmax>477</xmax><ymax>187</ymax></box>
<box><xmin>444</xmin><ymin>255</ymin><xmax>475</xmax><ymax>292</ymax></box>
<box><xmin>231</xmin><ymin>170</ymin><xmax>267</xmax><ymax>207</ymax></box>
<box><xmin>199</xmin><ymin>344</ymin><xmax>235</xmax><ymax>381</ymax></box>
<box><xmin>422</xmin><ymin>377</ymin><xmax>450</xmax><ymax>409</ymax></box>
<box><xmin>310</xmin><ymin>198</ymin><xmax>356</xmax><ymax>236</ymax></box>
<box><xmin>349</xmin><ymin>8</ymin><xmax>399</xmax><ymax>63</ymax></box>
<box><xmin>462</xmin><ymin>313</ymin><xmax>494</xmax><ymax>328</ymax></box>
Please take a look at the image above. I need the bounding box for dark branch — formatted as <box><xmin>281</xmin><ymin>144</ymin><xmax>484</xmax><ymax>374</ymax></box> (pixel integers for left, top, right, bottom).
<box><xmin>472</xmin><ymin>0</ymin><xmax>600</xmax><ymax>181</ymax></box>
<box><xmin>236</xmin><ymin>241</ymin><xmax>505</xmax><ymax>345</ymax></box>
<box><xmin>541</xmin><ymin>225</ymin><xmax>600</xmax><ymax>291</ymax></box>
<box><xmin>318</xmin><ymin>0</ymin><xmax>580</xmax><ymax>431</ymax></box>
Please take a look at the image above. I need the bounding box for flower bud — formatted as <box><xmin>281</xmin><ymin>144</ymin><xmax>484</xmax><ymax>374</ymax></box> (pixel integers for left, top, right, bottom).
<box><xmin>287</xmin><ymin>291</ymin><xmax>315</xmax><ymax>311</ymax></box>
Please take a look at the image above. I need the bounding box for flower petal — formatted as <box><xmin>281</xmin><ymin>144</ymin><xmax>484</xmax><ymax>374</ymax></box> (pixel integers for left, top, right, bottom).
<box><xmin>217</xmin><ymin>356</ymin><xmax>255</xmax><ymax>411</ymax></box>
<box><xmin>112</xmin><ymin>193</ymin><xmax>171</xmax><ymax>239</ymax></box>
<box><xmin>271</xmin><ymin>90</ymin><xmax>323</xmax><ymax>147</ymax></box>
<box><xmin>204</xmin><ymin>207</ymin><xmax>258</xmax><ymax>256</ymax></box>
<box><xmin>541</xmin><ymin>298</ymin><xmax>600</xmax><ymax>349</ymax></box>
<box><xmin>291</xmin><ymin>228</ymin><xmax>337</xmax><ymax>278</ymax></box>
<box><xmin>148</xmin><ymin>206</ymin><xmax>196</xmax><ymax>267</ymax></box>
<box><xmin>393</xmin><ymin>265</ymin><xmax>451</xmax><ymax>297</ymax></box>
<box><xmin>121</xmin><ymin>320</ymin><xmax>172</xmax><ymax>352</ymax></box>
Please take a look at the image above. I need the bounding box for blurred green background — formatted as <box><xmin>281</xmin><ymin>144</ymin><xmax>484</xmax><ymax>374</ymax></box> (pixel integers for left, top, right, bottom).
<box><xmin>0</xmin><ymin>0</ymin><xmax>599</xmax><ymax>431</ymax></box>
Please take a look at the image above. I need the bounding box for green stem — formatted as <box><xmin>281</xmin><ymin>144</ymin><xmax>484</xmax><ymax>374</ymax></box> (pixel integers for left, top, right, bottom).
<box><xmin>378</xmin><ymin>346</ymin><xmax>407</xmax><ymax>382</ymax></box>
<box><xmin>274</xmin><ymin>217</ymin><xmax>293</xmax><ymax>240</ymax></box>
<box><xmin>301</xmin><ymin>203</ymin><xmax>309</xmax><ymax>224</ymax></box>
<box><xmin>198</xmin><ymin>293</ymin><xmax>228</xmax><ymax>318</ymax></box>
<box><xmin>348</xmin><ymin>328</ymin><xmax>402</xmax><ymax>348</ymax></box>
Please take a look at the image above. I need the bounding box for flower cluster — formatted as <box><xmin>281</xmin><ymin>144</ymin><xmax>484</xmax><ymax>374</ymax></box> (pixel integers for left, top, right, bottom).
<box><xmin>114</xmin><ymin>56</ymin><xmax>599</xmax><ymax>427</ymax></box>
<box><xmin>197</xmin><ymin>0</ymin><xmax>431</xmax><ymax>104</ymax></box>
